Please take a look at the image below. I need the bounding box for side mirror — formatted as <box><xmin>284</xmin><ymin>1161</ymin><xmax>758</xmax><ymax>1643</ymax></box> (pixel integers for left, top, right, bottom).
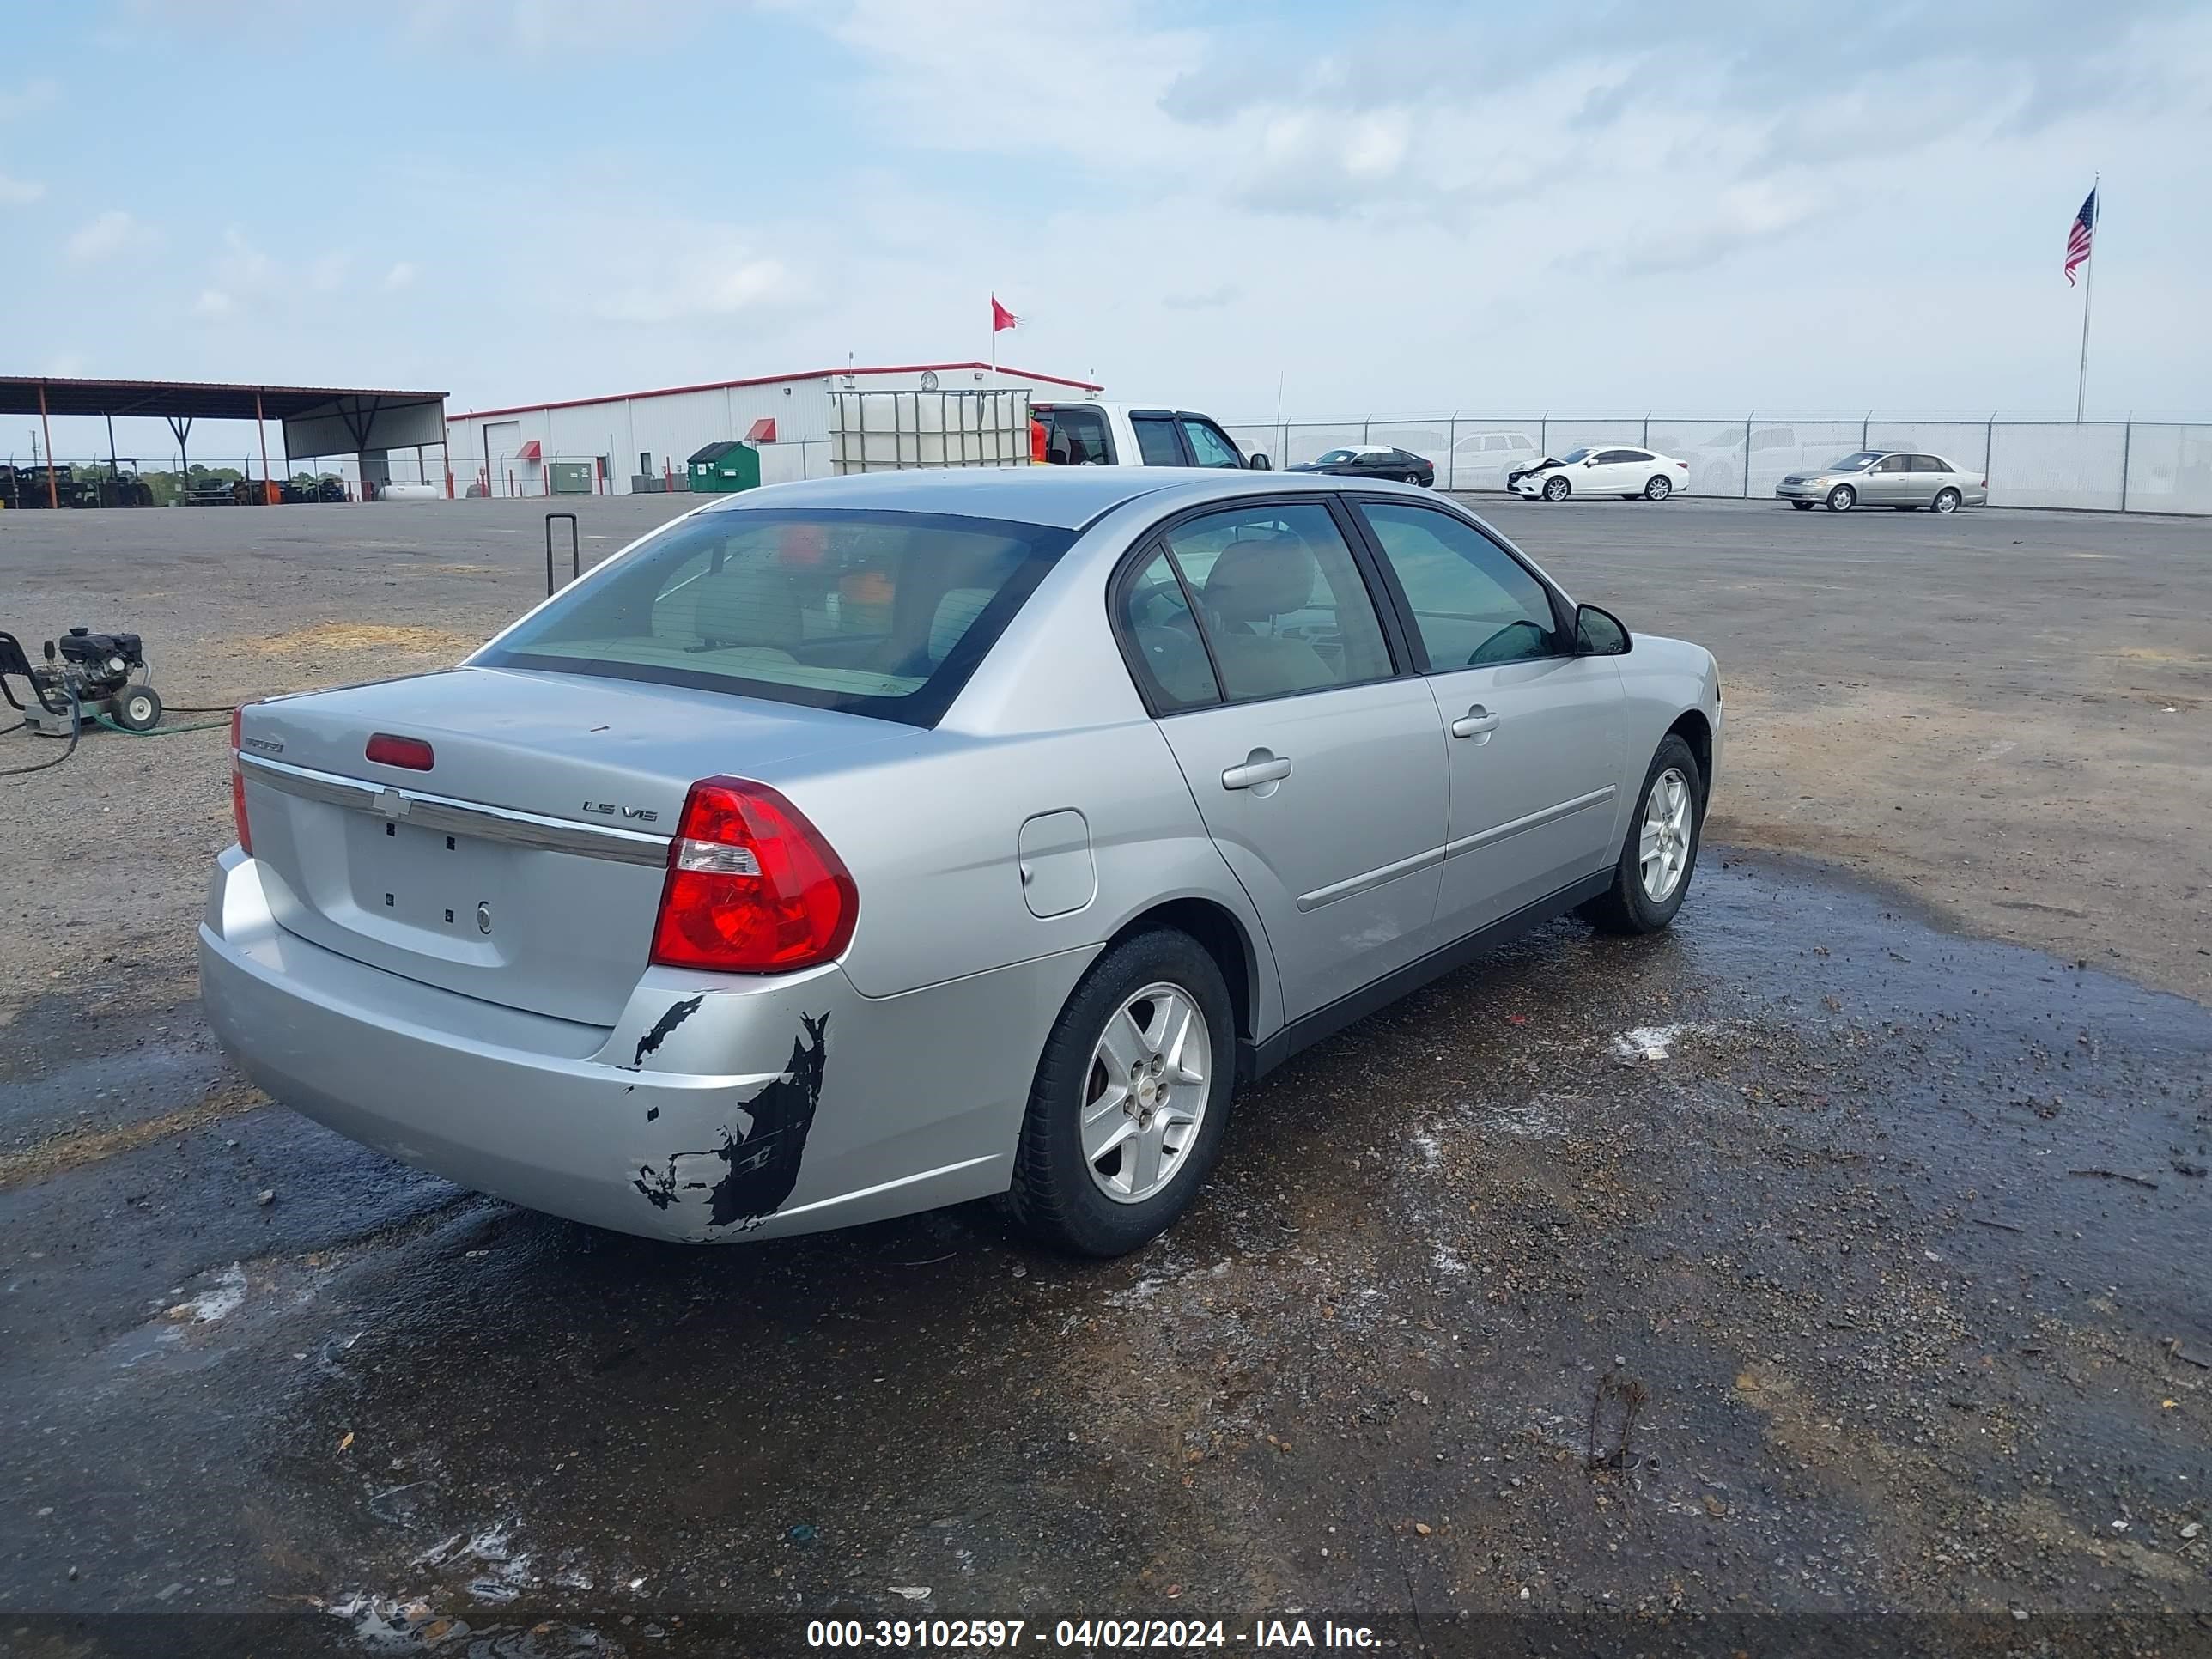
<box><xmin>1582</xmin><ymin>459</ymin><xmax>1595</xmax><ymax>468</ymax></box>
<box><xmin>1574</xmin><ymin>603</ymin><xmax>1631</xmax><ymax>656</ymax></box>
<box><xmin>1247</xmin><ymin>453</ymin><xmax>1272</xmax><ymax>471</ymax></box>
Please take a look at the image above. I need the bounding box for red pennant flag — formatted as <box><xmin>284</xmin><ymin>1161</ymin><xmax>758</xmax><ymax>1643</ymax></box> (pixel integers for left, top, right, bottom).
<box><xmin>991</xmin><ymin>295</ymin><xmax>1018</xmax><ymax>332</ymax></box>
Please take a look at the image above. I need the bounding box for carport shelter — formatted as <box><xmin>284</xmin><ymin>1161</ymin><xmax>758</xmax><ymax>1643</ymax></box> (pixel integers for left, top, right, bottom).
<box><xmin>0</xmin><ymin>375</ymin><xmax>449</xmax><ymax>506</ymax></box>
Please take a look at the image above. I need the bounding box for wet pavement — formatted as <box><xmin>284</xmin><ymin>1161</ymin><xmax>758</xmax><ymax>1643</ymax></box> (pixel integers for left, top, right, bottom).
<box><xmin>3</xmin><ymin>851</ymin><xmax>2209</xmax><ymax>1656</ymax></box>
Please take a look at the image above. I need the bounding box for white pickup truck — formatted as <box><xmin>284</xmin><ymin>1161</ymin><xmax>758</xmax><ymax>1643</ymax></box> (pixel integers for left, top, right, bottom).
<box><xmin>829</xmin><ymin>391</ymin><xmax>1267</xmax><ymax>475</ymax></box>
<box><xmin>1030</xmin><ymin>401</ymin><xmax>1271</xmax><ymax>471</ymax></box>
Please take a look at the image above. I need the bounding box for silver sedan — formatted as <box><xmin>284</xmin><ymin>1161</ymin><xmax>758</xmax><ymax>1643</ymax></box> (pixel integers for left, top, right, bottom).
<box><xmin>1775</xmin><ymin>451</ymin><xmax>1990</xmax><ymax>513</ymax></box>
<box><xmin>201</xmin><ymin>469</ymin><xmax>1721</xmax><ymax>1256</ymax></box>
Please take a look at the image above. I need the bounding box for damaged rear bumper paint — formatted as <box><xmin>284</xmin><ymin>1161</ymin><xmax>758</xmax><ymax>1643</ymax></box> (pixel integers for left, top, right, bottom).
<box><xmin>198</xmin><ymin>848</ymin><xmax>1095</xmax><ymax>1243</ymax></box>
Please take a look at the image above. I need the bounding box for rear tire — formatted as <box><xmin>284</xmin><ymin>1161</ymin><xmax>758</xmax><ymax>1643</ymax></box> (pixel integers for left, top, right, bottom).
<box><xmin>1825</xmin><ymin>484</ymin><xmax>1856</xmax><ymax>512</ymax></box>
<box><xmin>1007</xmin><ymin>930</ymin><xmax>1237</xmax><ymax>1257</ymax></box>
<box><xmin>1933</xmin><ymin>489</ymin><xmax>1961</xmax><ymax>514</ymax></box>
<box><xmin>1577</xmin><ymin>735</ymin><xmax>1705</xmax><ymax>936</ymax></box>
<box><xmin>1542</xmin><ymin>475</ymin><xmax>1571</xmax><ymax>502</ymax></box>
<box><xmin>112</xmin><ymin>686</ymin><xmax>162</xmax><ymax>732</ymax></box>
<box><xmin>1644</xmin><ymin>475</ymin><xmax>1672</xmax><ymax>501</ymax></box>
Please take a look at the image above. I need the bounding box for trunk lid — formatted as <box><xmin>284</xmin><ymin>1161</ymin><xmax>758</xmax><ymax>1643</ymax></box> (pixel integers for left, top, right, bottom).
<box><xmin>239</xmin><ymin>667</ymin><xmax>899</xmax><ymax>1026</ymax></box>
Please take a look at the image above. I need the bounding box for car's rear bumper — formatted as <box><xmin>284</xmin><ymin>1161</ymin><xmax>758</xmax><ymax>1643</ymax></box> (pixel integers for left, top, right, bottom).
<box><xmin>199</xmin><ymin>848</ymin><xmax>1093</xmax><ymax>1243</ymax></box>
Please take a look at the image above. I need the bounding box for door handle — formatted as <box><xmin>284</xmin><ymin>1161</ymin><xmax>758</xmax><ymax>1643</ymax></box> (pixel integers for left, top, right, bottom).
<box><xmin>1222</xmin><ymin>750</ymin><xmax>1292</xmax><ymax>791</ymax></box>
<box><xmin>1450</xmin><ymin>706</ymin><xmax>1500</xmax><ymax>740</ymax></box>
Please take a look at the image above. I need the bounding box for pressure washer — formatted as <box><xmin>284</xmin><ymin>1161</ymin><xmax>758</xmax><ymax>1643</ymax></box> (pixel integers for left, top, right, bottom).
<box><xmin>1</xmin><ymin>625</ymin><xmax>230</xmax><ymax>777</ymax></box>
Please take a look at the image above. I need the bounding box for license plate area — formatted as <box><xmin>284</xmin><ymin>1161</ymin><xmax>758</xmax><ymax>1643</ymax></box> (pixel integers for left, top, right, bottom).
<box><xmin>343</xmin><ymin>813</ymin><xmax>516</xmax><ymax>956</ymax></box>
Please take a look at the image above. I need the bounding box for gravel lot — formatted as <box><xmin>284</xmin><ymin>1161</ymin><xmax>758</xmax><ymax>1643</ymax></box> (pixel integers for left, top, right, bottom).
<box><xmin>1</xmin><ymin>492</ymin><xmax>2207</xmax><ymax>1656</ymax></box>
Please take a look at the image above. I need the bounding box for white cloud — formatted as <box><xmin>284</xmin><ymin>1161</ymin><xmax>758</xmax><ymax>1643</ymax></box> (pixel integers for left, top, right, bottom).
<box><xmin>66</xmin><ymin>210</ymin><xmax>152</xmax><ymax>262</ymax></box>
<box><xmin>194</xmin><ymin>289</ymin><xmax>234</xmax><ymax>318</ymax></box>
<box><xmin>0</xmin><ymin>170</ymin><xmax>42</xmax><ymax>204</ymax></box>
<box><xmin>594</xmin><ymin>253</ymin><xmax>792</xmax><ymax>325</ymax></box>
<box><xmin>384</xmin><ymin>260</ymin><xmax>418</xmax><ymax>290</ymax></box>
<box><xmin>0</xmin><ymin>78</ymin><xmax>58</xmax><ymax>120</ymax></box>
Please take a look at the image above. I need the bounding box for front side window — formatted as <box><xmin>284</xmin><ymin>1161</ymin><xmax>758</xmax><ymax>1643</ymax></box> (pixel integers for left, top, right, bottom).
<box><xmin>476</xmin><ymin>507</ymin><xmax>1071</xmax><ymax>726</ymax></box>
<box><xmin>1158</xmin><ymin>502</ymin><xmax>1394</xmax><ymax>702</ymax></box>
<box><xmin>1357</xmin><ymin>501</ymin><xmax>1562</xmax><ymax>669</ymax></box>
<box><xmin>1132</xmin><ymin>416</ymin><xmax>1186</xmax><ymax>466</ymax></box>
<box><xmin>1181</xmin><ymin>418</ymin><xmax>1243</xmax><ymax>469</ymax></box>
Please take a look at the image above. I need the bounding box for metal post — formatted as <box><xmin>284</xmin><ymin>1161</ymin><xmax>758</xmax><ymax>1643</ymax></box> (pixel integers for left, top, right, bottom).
<box><xmin>2075</xmin><ymin>172</ymin><xmax>2098</xmax><ymax>423</ymax></box>
<box><xmin>1741</xmin><ymin>412</ymin><xmax>1753</xmax><ymax>497</ymax></box>
<box><xmin>255</xmin><ymin>390</ymin><xmax>273</xmax><ymax>505</ymax></box>
<box><xmin>2119</xmin><ymin>415</ymin><xmax>2132</xmax><ymax>512</ymax></box>
<box><xmin>1642</xmin><ymin>411</ymin><xmax>1650</xmax><ymax>447</ymax></box>
<box><xmin>37</xmin><ymin>381</ymin><xmax>56</xmax><ymax>508</ymax></box>
<box><xmin>1986</xmin><ymin>411</ymin><xmax>1996</xmax><ymax>489</ymax></box>
<box><xmin>1862</xmin><ymin>411</ymin><xmax>1870</xmax><ymax>449</ymax></box>
<box><xmin>1448</xmin><ymin>414</ymin><xmax>1459</xmax><ymax>490</ymax></box>
<box><xmin>1540</xmin><ymin>412</ymin><xmax>1548</xmax><ymax>458</ymax></box>
<box><xmin>482</xmin><ymin>424</ymin><xmax>492</xmax><ymax>501</ymax></box>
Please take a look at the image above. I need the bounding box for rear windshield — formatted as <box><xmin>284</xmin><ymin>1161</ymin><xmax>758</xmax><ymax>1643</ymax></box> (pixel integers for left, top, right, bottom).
<box><xmin>474</xmin><ymin>506</ymin><xmax>1074</xmax><ymax>726</ymax></box>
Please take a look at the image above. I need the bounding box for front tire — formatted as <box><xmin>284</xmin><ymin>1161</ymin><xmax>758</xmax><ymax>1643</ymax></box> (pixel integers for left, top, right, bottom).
<box><xmin>1542</xmin><ymin>475</ymin><xmax>1571</xmax><ymax>502</ymax></box>
<box><xmin>1577</xmin><ymin>735</ymin><xmax>1705</xmax><ymax>936</ymax></box>
<box><xmin>1644</xmin><ymin>475</ymin><xmax>1672</xmax><ymax>501</ymax></box>
<box><xmin>1932</xmin><ymin>488</ymin><xmax>1961</xmax><ymax>514</ymax></box>
<box><xmin>1790</xmin><ymin>500</ymin><xmax>1814</xmax><ymax>511</ymax></box>
<box><xmin>1825</xmin><ymin>484</ymin><xmax>1856</xmax><ymax>513</ymax></box>
<box><xmin>1007</xmin><ymin>930</ymin><xmax>1237</xmax><ymax>1257</ymax></box>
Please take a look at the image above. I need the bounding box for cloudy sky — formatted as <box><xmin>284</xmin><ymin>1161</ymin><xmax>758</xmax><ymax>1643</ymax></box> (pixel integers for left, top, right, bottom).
<box><xmin>7</xmin><ymin>0</ymin><xmax>2209</xmax><ymax>461</ymax></box>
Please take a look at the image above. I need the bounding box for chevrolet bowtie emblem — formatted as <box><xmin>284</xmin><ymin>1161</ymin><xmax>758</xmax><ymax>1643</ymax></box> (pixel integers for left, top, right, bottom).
<box><xmin>374</xmin><ymin>788</ymin><xmax>410</xmax><ymax>820</ymax></box>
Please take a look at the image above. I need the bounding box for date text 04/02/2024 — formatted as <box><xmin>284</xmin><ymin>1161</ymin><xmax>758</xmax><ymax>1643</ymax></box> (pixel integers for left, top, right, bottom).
<box><xmin>803</xmin><ymin>1617</ymin><xmax>1382</xmax><ymax>1649</ymax></box>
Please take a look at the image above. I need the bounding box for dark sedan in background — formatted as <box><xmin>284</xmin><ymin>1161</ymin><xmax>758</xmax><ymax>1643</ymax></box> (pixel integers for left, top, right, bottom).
<box><xmin>1288</xmin><ymin>445</ymin><xmax>1434</xmax><ymax>487</ymax></box>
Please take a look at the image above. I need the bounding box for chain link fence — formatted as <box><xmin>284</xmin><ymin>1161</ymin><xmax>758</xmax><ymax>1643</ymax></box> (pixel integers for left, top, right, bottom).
<box><xmin>1223</xmin><ymin>416</ymin><xmax>2212</xmax><ymax>515</ymax></box>
<box><xmin>12</xmin><ymin>422</ymin><xmax>2209</xmax><ymax>515</ymax></box>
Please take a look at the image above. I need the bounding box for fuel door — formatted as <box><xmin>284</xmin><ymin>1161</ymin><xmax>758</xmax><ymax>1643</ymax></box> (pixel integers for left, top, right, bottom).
<box><xmin>1018</xmin><ymin>810</ymin><xmax>1096</xmax><ymax>919</ymax></box>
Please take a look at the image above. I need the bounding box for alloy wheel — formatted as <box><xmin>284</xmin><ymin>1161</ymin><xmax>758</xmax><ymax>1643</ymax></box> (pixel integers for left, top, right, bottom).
<box><xmin>1638</xmin><ymin>768</ymin><xmax>1693</xmax><ymax>902</ymax></box>
<box><xmin>1082</xmin><ymin>983</ymin><xmax>1212</xmax><ymax>1205</ymax></box>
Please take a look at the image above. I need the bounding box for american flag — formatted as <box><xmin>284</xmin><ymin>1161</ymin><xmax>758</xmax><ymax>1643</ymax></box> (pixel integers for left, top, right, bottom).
<box><xmin>2064</xmin><ymin>187</ymin><xmax>2097</xmax><ymax>286</ymax></box>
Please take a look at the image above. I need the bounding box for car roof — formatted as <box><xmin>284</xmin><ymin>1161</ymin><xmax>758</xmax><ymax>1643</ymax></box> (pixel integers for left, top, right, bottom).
<box><xmin>702</xmin><ymin>465</ymin><xmax>1334</xmax><ymax>531</ymax></box>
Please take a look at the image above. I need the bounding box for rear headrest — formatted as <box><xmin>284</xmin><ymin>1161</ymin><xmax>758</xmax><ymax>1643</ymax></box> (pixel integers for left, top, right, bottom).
<box><xmin>1203</xmin><ymin>535</ymin><xmax>1319</xmax><ymax>624</ymax></box>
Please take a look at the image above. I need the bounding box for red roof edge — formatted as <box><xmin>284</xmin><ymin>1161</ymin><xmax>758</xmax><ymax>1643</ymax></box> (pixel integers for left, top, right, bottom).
<box><xmin>446</xmin><ymin>362</ymin><xmax>1104</xmax><ymax>423</ymax></box>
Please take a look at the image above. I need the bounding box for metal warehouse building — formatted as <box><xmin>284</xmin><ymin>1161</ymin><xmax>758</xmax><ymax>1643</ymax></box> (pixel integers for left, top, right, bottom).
<box><xmin>443</xmin><ymin>361</ymin><xmax>1104</xmax><ymax>496</ymax></box>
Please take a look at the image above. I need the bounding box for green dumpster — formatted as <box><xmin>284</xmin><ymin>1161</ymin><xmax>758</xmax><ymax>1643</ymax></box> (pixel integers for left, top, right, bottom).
<box><xmin>687</xmin><ymin>441</ymin><xmax>761</xmax><ymax>494</ymax></box>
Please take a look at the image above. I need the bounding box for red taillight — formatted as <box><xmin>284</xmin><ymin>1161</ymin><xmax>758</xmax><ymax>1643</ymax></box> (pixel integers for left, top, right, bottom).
<box><xmin>367</xmin><ymin>733</ymin><xmax>434</xmax><ymax>770</ymax></box>
<box><xmin>230</xmin><ymin>703</ymin><xmax>253</xmax><ymax>855</ymax></box>
<box><xmin>650</xmin><ymin>777</ymin><xmax>858</xmax><ymax>973</ymax></box>
<box><xmin>1676</xmin><ymin>460</ymin><xmax>1688</xmax><ymax>469</ymax></box>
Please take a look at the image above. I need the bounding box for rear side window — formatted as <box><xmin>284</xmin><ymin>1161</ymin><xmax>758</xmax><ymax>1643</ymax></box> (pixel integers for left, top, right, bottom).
<box><xmin>1116</xmin><ymin>552</ymin><xmax>1220</xmax><ymax>712</ymax></box>
<box><xmin>476</xmin><ymin>507</ymin><xmax>1073</xmax><ymax>726</ymax></box>
<box><xmin>1157</xmin><ymin>502</ymin><xmax>1394</xmax><ymax>702</ymax></box>
<box><xmin>1131</xmin><ymin>416</ymin><xmax>1186</xmax><ymax>466</ymax></box>
<box><xmin>1357</xmin><ymin>501</ymin><xmax>1562</xmax><ymax>668</ymax></box>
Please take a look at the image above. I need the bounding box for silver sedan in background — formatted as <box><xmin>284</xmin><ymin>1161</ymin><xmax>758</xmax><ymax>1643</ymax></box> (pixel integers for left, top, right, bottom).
<box><xmin>1776</xmin><ymin>450</ymin><xmax>1990</xmax><ymax>513</ymax></box>
<box><xmin>200</xmin><ymin>469</ymin><xmax>1721</xmax><ymax>1256</ymax></box>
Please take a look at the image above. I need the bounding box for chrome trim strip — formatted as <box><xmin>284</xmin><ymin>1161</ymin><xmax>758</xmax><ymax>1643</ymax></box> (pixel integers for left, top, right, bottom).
<box><xmin>1443</xmin><ymin>785</ymin><xmax>1616</xmax><ymax>860</ymax></box>
<box><xmin>1296</xmin><ymin>845</ymin><xmax>1445</xmax><ymax>913</ymax></box>
<box><xmin>240</xmin><ymin>754</ymin><xmax>671</xmax><ymax>867</ymax></box>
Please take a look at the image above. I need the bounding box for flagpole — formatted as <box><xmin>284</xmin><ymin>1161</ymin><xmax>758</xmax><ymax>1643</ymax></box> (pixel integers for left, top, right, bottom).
<box><xmin>2075</xmin><ymin>171</ymin><xmax>2097</xmax><ymax>422</ymax></box>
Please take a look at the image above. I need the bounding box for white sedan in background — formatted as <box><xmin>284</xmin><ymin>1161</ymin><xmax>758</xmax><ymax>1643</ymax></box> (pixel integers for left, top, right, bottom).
<box><xmin>1510</xmin><ymin>446</ymin><xmax>1691</xmax><ymax>503</ymax></box>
